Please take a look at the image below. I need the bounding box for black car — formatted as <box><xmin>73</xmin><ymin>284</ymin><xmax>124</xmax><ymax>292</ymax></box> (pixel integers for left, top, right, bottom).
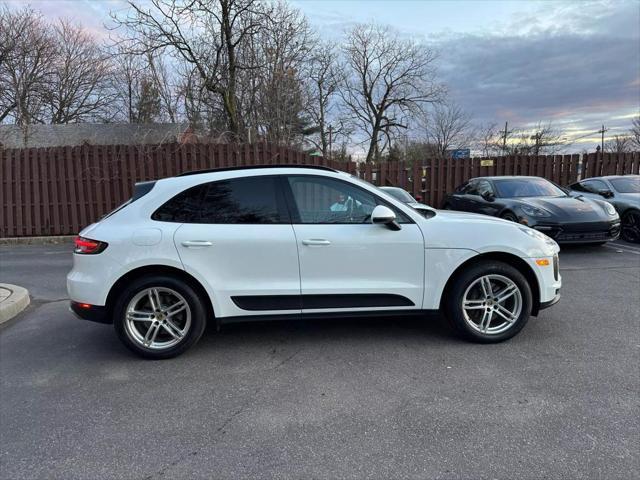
<box><xmin>379</xmin><ymin>186</ymin><xmax>435</xmax><ymax>216</ymax></box>
<box><xmin>568</xmin><ymin>175</ymin><xmax>640</xmax><ymax>243</ymax></box>
<box><xmin>442</xmin><ymin>176</ymin><xmax>621</xmax><ymax>245</ymax></box>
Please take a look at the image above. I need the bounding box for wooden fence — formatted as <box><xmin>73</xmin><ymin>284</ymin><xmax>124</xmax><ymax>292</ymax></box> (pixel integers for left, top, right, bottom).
<box><xmin>1</xmin><ymin>143</ymin><xmax>638</xmax><ymax>237</ymax></box>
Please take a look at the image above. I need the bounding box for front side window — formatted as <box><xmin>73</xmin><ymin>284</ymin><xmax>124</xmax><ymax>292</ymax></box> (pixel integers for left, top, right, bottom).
<box><xmin>476</xmin><ymin>180</ymin><xmax>495</xmax><ymax>197</ymax></box>
<box><xmin>286</xmin><ymin>176</ymin><xmax>410</xmax><ymax>224</ymax></box>
<box><xmin>581</xmin><ymin>179</ymin><xmax>608</xmax><ymax>194</ymax></box>
<box><xmin>152</xmin><ymin>176</ymin><xmax>286</xmax><ymax>224</ymax></box>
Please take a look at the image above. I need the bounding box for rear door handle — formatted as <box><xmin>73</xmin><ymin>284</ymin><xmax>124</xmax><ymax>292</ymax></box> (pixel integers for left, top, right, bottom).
<box><xmin>302</xmin><ymin>239</ymin><xmax>331</xmax><ymax>246</ymax></box>
<box><xmin>181</xmin><ymin>240</ymin><xmax>213</xmax><ymax>248</ymax></box>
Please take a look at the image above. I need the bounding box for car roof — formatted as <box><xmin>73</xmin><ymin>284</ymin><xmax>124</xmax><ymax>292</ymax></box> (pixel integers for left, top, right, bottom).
<box><xmin>591</xmin><ymin>175</ymin><xmax>640</xmax><ymax>180</ymax></box>
<box><xmin>469</xmin><ymin>176</ymin><xmax>545</xmax><ymax>181</ymax></box>
<box><xmin>177</xmin><ymin>164</ymin><xmax>337</xmax><ymax>177</ymax></box>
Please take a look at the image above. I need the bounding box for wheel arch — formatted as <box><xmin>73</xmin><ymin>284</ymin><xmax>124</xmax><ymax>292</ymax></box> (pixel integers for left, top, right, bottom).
<box><xmin>105</xmin><ymin>265</ymin><xmax>215</xmax><ymax>323</ymax></box>
<box><xmin>439</xmin><ymin>251</ymin><xmax>541</xmax><ymax>316</ymax></box>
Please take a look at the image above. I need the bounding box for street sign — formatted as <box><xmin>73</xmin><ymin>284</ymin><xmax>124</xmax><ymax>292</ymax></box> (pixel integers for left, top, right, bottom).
<box><xmin>480</xmin><ymin>159</ymin><xmax>494</xmax><ymax>167</ymax></box>
<box><xmin>451</xmin><ymin>149</ymin><xmax>470</xmax><ymax>159</ymax></box>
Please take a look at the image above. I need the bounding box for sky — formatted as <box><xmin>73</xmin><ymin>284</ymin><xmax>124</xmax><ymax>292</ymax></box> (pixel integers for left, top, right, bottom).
<box><xmin>7</xmin><ymin>0</ymin><xmax>640</xmax><ymax>152</ymax></box>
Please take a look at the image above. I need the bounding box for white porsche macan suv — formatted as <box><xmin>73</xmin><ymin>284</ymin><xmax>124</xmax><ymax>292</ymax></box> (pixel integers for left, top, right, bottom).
<box><xmin>67</xmin><ymin>166</ymin><xmax>561</xmax><ymax>359</ymax></box>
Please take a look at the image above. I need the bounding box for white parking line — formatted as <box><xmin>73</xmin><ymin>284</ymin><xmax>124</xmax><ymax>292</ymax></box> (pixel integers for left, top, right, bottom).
<box><xmin>605</xmin><ymin>242</ymin><xmax>640</xmax><ymax>255</ymax></box>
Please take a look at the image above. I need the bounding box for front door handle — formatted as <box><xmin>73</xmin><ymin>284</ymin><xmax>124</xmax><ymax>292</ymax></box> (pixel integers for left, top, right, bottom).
<box><xmin>302</xmin><ymin>239</ymin><xmax>331</xmax><ymax>246</ymax></box>
<box><xmin>181</xmin><ymin>240</ymin><xmax>213</xmax><ymax>248</ymax></box>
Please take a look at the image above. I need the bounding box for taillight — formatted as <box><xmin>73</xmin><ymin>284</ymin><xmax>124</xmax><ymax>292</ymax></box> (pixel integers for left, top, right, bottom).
<box><xmin>74</xmin><ymin>236</ymin><xmax>108</xmax><ymax>254</ymax></box>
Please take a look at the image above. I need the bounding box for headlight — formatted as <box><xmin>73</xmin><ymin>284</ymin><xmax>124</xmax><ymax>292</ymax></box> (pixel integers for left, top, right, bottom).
<box><xmin>520</xmin><ymin>204</ymin><xmax>551</xmax><ymax>217</ymax></box>
<box><xmin>603</xmin><ymin>202</ymin><xmax>617</xmax><ymax>216</ymax></box>
<box><xmin>520</xmin><ymin>227</ymin><xmax>558</xmax><ymax>248</ymax></box>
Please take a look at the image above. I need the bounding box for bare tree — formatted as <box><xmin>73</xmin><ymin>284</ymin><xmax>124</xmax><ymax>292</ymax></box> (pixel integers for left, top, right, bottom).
<box><xmin>304</xmin><ymin>42</ymin><xmax>348</xmax><ymax>157</ymax></box>
<box><xmin>341</xmin><ymin>23</ymin><xmax>443</xmax><ymax>162</ymax></box>
<box><xmin>631</xmin><ymin>115</ymin><xmax>640</xmax><ymax>149</ymax></box>
<box><xmin>475</xmin><ymin>122</ymin><xmax>499</xmax><ymax>157</ymax></box>
<box><xmin>0</xmin><ymin>6</ymin><xmax>55</xmax><ymax>125</ymax></box>
<box><xmin>112</xmin><ymin>0</ymin><xmax>265</xmax><ymax>140</ymax></box>
<box><xmin>604</xmin><ymin>134</ymin><xmax>633</xmax><ymax>153</ymax></box>
<box><xmin>46</xmin><ymin>20</ymin><xmax>115</xmax><ymax>124</ymax></box>
<box><xmin>420</xmin><ymin>102</ymin><xmax>473</xmax><ymax>158</ymax></box>
<box><xmin>516</xmin><ymin>122</ymin><xmax>567</xmax><ymax>155</ymax></box>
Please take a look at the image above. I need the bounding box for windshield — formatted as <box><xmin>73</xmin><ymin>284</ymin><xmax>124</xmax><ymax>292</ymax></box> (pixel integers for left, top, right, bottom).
<box><xmin>493</xmin><ymin>178</ymin><xmax>566</xmax><ymax>198</ymax></box>
<box><xmin>381</xmin><ymin>187</ymin><xmax>414</xmax><ymax>203</ymax></box>
<box><xmin>610</xmin><ymin>177</ymin><xmax>640</xmax><ymax>193</ymax></box>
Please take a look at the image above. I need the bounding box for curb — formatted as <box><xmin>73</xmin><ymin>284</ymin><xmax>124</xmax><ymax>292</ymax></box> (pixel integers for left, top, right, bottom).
<box><xmin>0</xmin><ymin>235</ymin><xmax>75</xmax><ymax>246</ymax></box>
<box><xmin>0</xmin><ymin>284</ymin><xmax>30</xmax><ymax>325</ymax></box>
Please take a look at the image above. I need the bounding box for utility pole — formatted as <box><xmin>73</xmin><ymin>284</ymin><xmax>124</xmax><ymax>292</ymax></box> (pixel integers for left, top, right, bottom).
<box><xmin>501</xmin><ymin>121</ymin><xmax>512</xmax><ymax>154</ymax></box>
<box><xmin>596</xmin><ymin>124</ymin><xmax>608</xmax><ymax>155</ymax></box>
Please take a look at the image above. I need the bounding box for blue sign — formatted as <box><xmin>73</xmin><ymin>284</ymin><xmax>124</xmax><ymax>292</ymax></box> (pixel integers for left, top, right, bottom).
<box><xmin>451</xmin><ymin>149</ymin><xmax>470</xmax><ymax>159</ymax></box>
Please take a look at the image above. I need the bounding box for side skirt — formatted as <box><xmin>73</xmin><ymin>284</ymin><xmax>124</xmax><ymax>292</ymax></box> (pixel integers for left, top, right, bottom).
<box><xmin>218</xmin><ymin>309</ymin><xmax>440</xmax><ymax>325</ymax></box>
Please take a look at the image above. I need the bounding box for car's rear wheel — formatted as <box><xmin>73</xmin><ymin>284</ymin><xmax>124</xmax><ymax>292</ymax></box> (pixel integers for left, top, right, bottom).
<box><xmin>621</xmin><ymin>210</ymin><xmax>640</xmax><ymax>243</ymax></box>
<box><xmin>113</xmin><ymin>275</ymin><xmax>207</xmax><ymax>359</ymax></box>
<box><xmin>445</xmin><ymin>261</ymin><xmax>532</xmax><ymax>343</ymax></box>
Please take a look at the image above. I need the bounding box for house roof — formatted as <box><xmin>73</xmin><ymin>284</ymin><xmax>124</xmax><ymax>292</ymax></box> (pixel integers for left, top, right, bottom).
<box><xmin>0</xmin><ymin>123</ymin><xmax>196</xmax><ymax>149</ymax></box>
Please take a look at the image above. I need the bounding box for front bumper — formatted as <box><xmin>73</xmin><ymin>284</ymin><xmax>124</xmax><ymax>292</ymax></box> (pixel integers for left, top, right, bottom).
<box><xmin>539</xmin><ymin>293</ymin><xmax>561</xmax><ymax>310</ymax></box>
<box><xmin>69</xmin><ymin>301</ymin><xmax>110</xmax><ymax>324</ymax></box>
<box><xmin>530</xmin><ymin>219</ymin><xmax>620</xmax><ymax>244</ymax></box>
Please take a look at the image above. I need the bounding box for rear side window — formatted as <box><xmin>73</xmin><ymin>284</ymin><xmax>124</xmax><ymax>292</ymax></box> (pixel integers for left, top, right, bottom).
<box><xmin>152</xmin><ymin>176</ymin><xmax>287</xmax><ymax>224</ymax></box>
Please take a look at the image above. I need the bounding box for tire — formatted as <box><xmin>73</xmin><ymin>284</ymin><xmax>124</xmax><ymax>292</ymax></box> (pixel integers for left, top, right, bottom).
<box><xmin>621</xmin><ymin>210</ymin><xmax>640</xmax><ymax>243</ymax></box>
<box><xmin>442</xmin><ymin>203</ymin><xmax>451</xmax><ymax>210</ymax></box>
<box><xmin>444</xmin><ymin>260</ymin><xmax>532</xmax><ymax>343</ymax></box>
<box><xmin>501</xmin><ymin>212</ymin><xmax>518</xmax><ymax>222</ymax></box>
<box><xmin>113</xmin><ymin>275</ymin><xmax>208</xmax><ymax>359</ymax></box>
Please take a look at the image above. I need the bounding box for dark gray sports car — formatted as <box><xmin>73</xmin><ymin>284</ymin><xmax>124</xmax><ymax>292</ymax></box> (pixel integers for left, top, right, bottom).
<box><xmin>568</xmin><ymin>175</ymin><xmax>640</xmax><ymax>243</ymax></box>
<box><xmin>443</xmin><ymin>176</ymin><xmax>621</xmax><ymax>245</ymax></box>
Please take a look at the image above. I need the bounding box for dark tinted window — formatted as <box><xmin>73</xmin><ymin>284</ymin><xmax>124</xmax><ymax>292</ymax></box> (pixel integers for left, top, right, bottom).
<box><xmin>152</xmin><ymin>176</ymin><xmax>285</xmax><ymax>224</ymax></box>
<box><xmin>465</xmin><ymin>181</ymin><xmax>479</xmax><ymax>195</ymax></box>
<box><xmin>200</xmin><ymin>176</ymin><xmax>283</xmax><ymax>224</ymax></box>
<box><xmin>152</xmin><ymin>184</ymin><xmax>206</xmax><ymax>222</ymax></box>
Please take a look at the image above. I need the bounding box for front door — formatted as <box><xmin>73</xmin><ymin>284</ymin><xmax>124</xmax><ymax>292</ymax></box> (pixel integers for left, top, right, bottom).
<box><xmin>283</xmin><ymin>175</ymin><xmax>425</xmax><ymax>313</ymax></box>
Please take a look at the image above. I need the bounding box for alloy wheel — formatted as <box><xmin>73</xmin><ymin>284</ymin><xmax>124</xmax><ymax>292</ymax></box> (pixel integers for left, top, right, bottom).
<box><xmin>462</xmin><ymin>274</ymin><xmax>522</xmax><ymax>335</ymax></box>
<box><xmin>621</xmin><ymin>211</ymin><xmax>640</xmax><ymax>243</ymax></box>
<box><xmin>124</xmin><ymin>287</ymin><xmax>192</xmax><ymax>350</ymax></box>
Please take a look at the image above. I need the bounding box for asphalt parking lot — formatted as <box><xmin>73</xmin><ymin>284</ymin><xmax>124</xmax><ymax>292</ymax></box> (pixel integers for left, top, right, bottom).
<box><xmin>1</xmin><ymin>240</ymin><xmax>639</xmax><ymax>480</ymax></box>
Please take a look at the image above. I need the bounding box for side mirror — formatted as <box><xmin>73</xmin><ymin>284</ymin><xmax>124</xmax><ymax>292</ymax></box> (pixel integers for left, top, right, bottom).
<box><xmin>481</xmin><ymin>191</ymin><xmax>495</xmax><ymax>202</ymax></box>
<box><xmin>371</xmin><ymin>205</ymin><xmax>401</xmax><ymax>230</ymax></box>
<box><xmin>598</xmin><ymin>189</ymin><xmax>614</xmax><ymax>199</ymax></box>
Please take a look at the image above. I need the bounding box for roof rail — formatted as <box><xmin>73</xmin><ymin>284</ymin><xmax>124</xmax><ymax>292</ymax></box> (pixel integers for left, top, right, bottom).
<box><xmin>177</xmin><ymin>164</ymin><xmax>338</xmax><ymax>177</ymax></box>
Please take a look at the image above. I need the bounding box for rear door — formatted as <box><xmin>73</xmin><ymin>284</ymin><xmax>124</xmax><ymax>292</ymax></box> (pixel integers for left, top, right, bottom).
<box><xmin>164</xmin><ymin>175</ymin><xmax>301</xmax><ymax>319</ymax></box>
<box><xmin>283</xmin><ymin>174</ymin><xmax>425</xmax><ymax>313</ymax></box>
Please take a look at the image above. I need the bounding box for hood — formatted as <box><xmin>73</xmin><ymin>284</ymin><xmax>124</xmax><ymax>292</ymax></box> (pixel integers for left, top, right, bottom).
<box><xmin>436</xmin><ymin>209</ymin><xmax>513</xmax><ymax>225</ymax></box>
<box><xmin>515</xmin><ymin>196</ymin><xmax>611</xmax><ymax>221</ymax></box>
<box><xmin>614</xmin><ymin>192</ymin><xmax>640</xmax><ymax>206</ymax></box>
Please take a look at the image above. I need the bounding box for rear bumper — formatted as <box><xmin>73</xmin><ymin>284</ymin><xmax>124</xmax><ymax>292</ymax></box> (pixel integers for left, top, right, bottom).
<box><xmin>69</xmin><ymin>301</ymin><xmax>110</xmax><ymax>324</ymax></box>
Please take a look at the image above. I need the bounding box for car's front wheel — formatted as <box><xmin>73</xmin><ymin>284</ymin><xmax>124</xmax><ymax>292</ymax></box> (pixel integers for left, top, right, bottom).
<box><xmin>445</xmin><ymin>261</ymin><xmax>532</xmax><ymax>343</ymax></box>
<box><xmin>113</xmin><ymin>275</ymin><xmax>207</xmax><ymax>359</ymax></box>
<box><xmin>621</xmin><ymin>210</ymin><xmax>640</xmax><ymax>243</ymax></box>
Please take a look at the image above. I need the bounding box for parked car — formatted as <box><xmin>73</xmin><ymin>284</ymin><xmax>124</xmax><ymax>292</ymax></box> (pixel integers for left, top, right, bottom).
<box><xmin>567</xmin><ymin>175</ymin><xmax>640</xmax><ymax>243</ymax></box>
<box><xmin>442</xmin><ymin>176</ymin><xmax>620</xmax><ymax>245</ymax></box>
<box><xmin>68</xmin><ymin>165</ymin><xmax>561</xmax><ymax>359</ymax></box>
<box><xmin>379</xmin><ymin>186</ymin><xmax>434</xmax><ymax>216</ymax></box>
